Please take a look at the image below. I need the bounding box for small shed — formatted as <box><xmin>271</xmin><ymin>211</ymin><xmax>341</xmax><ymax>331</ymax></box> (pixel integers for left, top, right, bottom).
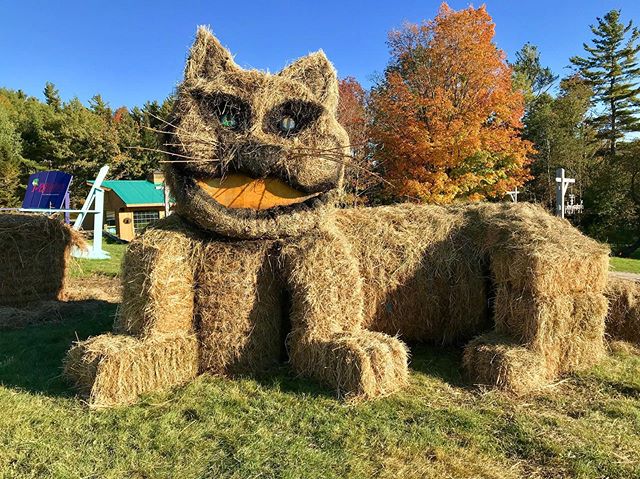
<box><xmin>92</xmin><ymin>172</ymin><xmax>171</xmax><ymax>241</ymax></box>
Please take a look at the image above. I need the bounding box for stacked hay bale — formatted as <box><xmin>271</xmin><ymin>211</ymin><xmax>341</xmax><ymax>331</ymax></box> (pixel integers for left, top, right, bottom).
<box><xmin>0</xmin><ymin>213</ymin><xmax>83</xmax><ymax>307</ymax></box>
<box><xmin>605</xmin><ymin>276</ymin><xmax>640</xmax><ymax>345</ymax></box>
<box><xmin>65</xmin><ymin>216</ymin><xmax>201</xmax><ymax>408</ymax></box>
<box><xmin>463</xmin><ymin>203</ymin><xmax>610</xmax><ymax>393</ymax></box>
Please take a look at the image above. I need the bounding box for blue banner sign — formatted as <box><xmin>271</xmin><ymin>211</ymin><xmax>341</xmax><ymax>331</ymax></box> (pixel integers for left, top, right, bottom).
<box><xmin>22</xmin><ymin>171</ymin><xmax>73</xmax><ymax>209</ymax></box>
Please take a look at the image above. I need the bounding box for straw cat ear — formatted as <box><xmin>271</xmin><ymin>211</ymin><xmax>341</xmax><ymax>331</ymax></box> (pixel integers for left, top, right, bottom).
<box><xmin>185</xmin><ymin>26</ymin><xmax>239</xmax><ymax>81</ymax></box>
<box><xmin>279</xmin><ymin>51</ymin><xmax>339</xmax><ymax>112</ymax></box>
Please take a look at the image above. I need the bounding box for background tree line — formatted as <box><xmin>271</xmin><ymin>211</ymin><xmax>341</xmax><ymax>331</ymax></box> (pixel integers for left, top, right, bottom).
<box><xmin>0</xmin><ymin>83</ymin><xmax>173</xmax><ymax>206</ymax></box>
<box><xmin>337</xmin><ymin>5</ymin><xmax>640</xmax><ymax>253</ymax></box>
<box><xmin>1</xmin><ymin>3</ymin><xmax>639</xmax><ymax>253</ymax></box>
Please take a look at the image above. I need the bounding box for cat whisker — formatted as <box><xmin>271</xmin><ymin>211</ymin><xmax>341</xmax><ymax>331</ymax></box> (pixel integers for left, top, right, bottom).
<box><xmin>124</xmin><ymin>146</ymin><xmax>220</xmax><ymax>163</ymax></box>
<box><xmin>286</xmin><ymin>151</ymin><xmax>391</xmax><ymax>187</ymax></box>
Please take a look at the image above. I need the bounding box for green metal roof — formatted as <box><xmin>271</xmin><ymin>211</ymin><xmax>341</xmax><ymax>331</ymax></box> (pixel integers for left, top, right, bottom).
<box><xmin>99</xmin><ymin>180</ymin><xmax>166</xmax><ymax>206</ymax></box>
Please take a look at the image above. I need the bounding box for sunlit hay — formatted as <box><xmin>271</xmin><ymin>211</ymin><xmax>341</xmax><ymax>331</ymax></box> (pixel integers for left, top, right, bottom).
<box><xmin>65</xmin><ymin>275</ymin><xmax>122</xmax><ymax>303</ymax></box>
<box><xmin>281</xmin><ymin>202</ymin><xmax>608</xmax><ymax>396</ymax></box>
<box><xmin>114</xmin><ymin>215</ymin><xmax>200</xmax><ymax>337</ymax></box>
<box><xmin>463</xmin><ymin>332</ymin><xmax>549</xmax><ymax>395</ymax></box>
<box><xmin>64</xmin><ymin>332</ymin><xmax>199</xmax><ymax>408</ymax></box>
<box><xmin>279</xmin><ymin>224</ymin><xmax>410</xmax><ymax>397</ymax></box>
<box><xmin>195</xmin><ymin>239</ymin><xmax>284</xmax><ymax>375</ymax></box>
<box><xmin>163</xmin><ymin>26</ymin><xmax>352</xmax><ymax>240</ymax></box>
<box><xmin>493</xmin><ymin>291</ymin><xmax>608</xmax><ymax>375</ymax></box>
<box><xmin>468</xmin><ymin>202</ymin><xmax>609</xmax><ymax>296</ymax></box>
<box><xmin>0</xmin><ymin>213</ymin><xmax>85</xmax><ymax>307</ymax></box>
<box><xmin>605</xmin><ymin>276</ymin><xmax>640</xmax><ymax>345</ymax></box>
<box><xmin>458</xmin><ymin>202</ymin><xmax>610</xmax><ymax>389</ymax></box>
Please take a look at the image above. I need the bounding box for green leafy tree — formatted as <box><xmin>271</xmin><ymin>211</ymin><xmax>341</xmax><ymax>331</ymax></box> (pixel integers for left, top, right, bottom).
<box><xmin>49</xmin><ymin>98</ymin><xmax>120</xmax><ymax>203</ymax></box>
<box><xmin>582</xmin><ymin>141</ymin><xmax>640</xmax><ymax>251</ymax></box>
<box><xmin>523</xmin><ymin>76</ymin><xmax>598</xmax><ymax>208</ymax></box>
<box><xmin>89</xmin><ymin>94</ymin><xmax>112</xmax><ymax>118</ymax></box>
<box><xmin>571</xmin><ymin>9</ymin><xmax>640</xmax><ymax>158</ymax></box>
<box><xmin>0</xmin><ymin>106</ymin><xmax>27</xmax><ymax>206</ymax></box>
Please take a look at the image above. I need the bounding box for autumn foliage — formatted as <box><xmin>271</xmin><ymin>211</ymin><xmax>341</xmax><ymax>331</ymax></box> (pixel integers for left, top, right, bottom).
<box><xmin>337</xmin><ymin>77</ymin><xmax>378</xmax><ymax>203</ymax></box>
<box><xmin>370</xmin><ymin>3</ymin><xmax>533</xmax><ymax>203</ymax></box>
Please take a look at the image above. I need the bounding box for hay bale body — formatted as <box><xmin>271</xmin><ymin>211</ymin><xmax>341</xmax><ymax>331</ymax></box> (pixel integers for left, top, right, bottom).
<box><xmin>64</xmin><ymin>28</ymin><xmax>611</xmax><ymax>407</ymax></box>
<box><xmin>65</xmin><ymin>202</ymin><xmax>610</xmax><ymax>406</ymax></box>
<box><xmin>605</xmin><ymin>276</ymin><xmax>640</xmax><ymax>345</ymax></box>
<box><xmin>0</xmin><ymin>213</ymin><xmax>82</xmax><ymax>306</ymax></box>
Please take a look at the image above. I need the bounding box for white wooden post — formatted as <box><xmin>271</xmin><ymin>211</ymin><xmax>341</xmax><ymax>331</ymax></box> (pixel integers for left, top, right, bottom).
<box><xmin>90</xmin><ymin>188</ymin><xmax>108</xmax><ymax>258</ymax></box>
<box><xmin>163</xmin><ymin>182</ymin><xmax>170</xmax><ymax>217</ymax></box>
<box><xmin>555</xmin><ymin>168</ymin><xmax>575</xmax><ymax>219</ymax></box>
<box><xmin>507</xmin><ymin>187</ymin><xmax>519</xmax><ymax>203</ymax></box>
<box><xmin>73</xmin><ymin>165</ymin><xmax>109</xmax><ymax>231</ymax></box>
<box><xmin>71</xmin><ymin>165</ymin><xmax>110</xmax><ymax>259</ymax></box>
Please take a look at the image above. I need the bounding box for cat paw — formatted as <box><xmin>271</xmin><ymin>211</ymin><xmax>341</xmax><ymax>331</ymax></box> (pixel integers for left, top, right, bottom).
<box><xmin>291</xmin><ymin>330</ymin><xmax>409</xmax><ymax>399</ymax></box>
<box><xmin>463</xmin><ymin>331</ymin><xmax>549</xmax><ymax>395</ymax></box>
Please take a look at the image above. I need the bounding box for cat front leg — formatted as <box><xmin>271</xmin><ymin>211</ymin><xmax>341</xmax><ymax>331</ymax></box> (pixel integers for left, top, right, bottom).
<box><xmin>282</xmin><ymin>230</ymin><xmax>409</xmax><ymax>399</ymax></box>
<box><xmin>64</xmin><ymin>219</ymin><xmax>200</xmax><ymax>407</ymax></box>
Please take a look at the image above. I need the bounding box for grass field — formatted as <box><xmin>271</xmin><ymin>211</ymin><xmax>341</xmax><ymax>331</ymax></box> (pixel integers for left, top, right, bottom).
<box><xmin>610</xmin><ymin>256</ymin><xmax>640</xmax><ymax>274</ymax></box>
<box><xmin>68</xmin><ymin>242</ymin><xmax>126</xmax><ymax>278</ymax></box>
<box><xmin>0</xmin><ymin>242</ymin><xmax>639</xmax><ymax>478</ymax></box>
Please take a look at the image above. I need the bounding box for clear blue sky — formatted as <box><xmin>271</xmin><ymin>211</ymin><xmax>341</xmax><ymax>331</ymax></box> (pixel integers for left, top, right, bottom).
<box><xmin>1</xmin><ymin>1</ymin><xmax>639</xmax><ymax>109</ymax></box>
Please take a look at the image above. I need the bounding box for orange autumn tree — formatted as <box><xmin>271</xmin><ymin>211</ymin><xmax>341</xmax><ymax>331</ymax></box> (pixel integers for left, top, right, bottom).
<box><xmin>337</xmin><ymin>77</ymin><xmax>378</xmax><ymax>203</ymax></box>
<box><xmin>370</xmin><ymin>3</ymin><xmax>533</xmax><ymax>203</ymax></box>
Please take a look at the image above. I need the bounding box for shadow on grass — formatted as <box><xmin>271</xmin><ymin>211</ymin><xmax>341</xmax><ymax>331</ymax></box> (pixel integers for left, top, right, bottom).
<box><xmin>0</xmin><ymin>302</ymin><xmax>116</xmax><ymax>397</ymax></box>
<box><xmin>408</xmin><ymin>342</ymin><xmax>469</xmax><ymax>388</ymax></box>
<box><xmin>249</xmin><ymin>341</ymin><xmax>470</xmax><ymax>399</ymax></box>
<box><xmin>0</xmin><ymin>304</ymin><xmax>472</xmax><ymax>401</ymax></box>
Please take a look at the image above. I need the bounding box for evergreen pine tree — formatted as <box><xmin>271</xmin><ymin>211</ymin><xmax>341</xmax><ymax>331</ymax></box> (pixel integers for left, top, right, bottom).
<box><xmin>43</xmin><ymin>82</ymin><xmax>62</xmax><ymax>112</ymax></box>
<box><xmin>571</xmin><ymin>9</ymin><xmax>640</xmax><ymax>157</ymax></box>
<box><xmin>512</xmin><ymin>43</ymin><xmax>557</xmax><ymax>101</ymax></box>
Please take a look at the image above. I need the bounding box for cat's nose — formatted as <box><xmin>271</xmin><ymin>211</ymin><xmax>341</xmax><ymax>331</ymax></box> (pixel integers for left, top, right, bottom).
<box><xmin>236</xmin><ymin>141</ymin><xmax>284</xmax><ymax>177</ymax></box>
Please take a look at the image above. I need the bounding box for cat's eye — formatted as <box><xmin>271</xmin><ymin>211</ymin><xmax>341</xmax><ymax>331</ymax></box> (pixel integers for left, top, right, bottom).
<box><xmin>192</xmin><ymin>91</ymin><xmax>250</xmax><ymax>132</ymax></box>
<box><xmin>279</xmin><ymin>116</ymin><xmax>296</xmax><ymax>133</ymax></box>
<box><xmin>266</xmin><ymin>100</ymin><xmax>323</xmax><ymax>138</ymax></box>
<box><xmin>220</xmin><ymin>113</ymin><xmax>237</xmax><ymax>129</ymax></box>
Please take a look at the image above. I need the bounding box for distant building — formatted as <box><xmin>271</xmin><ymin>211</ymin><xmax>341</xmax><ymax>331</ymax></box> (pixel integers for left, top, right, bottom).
<box><xmin>90</xmin><ymin>171</ymin><xmax>171</xmax><ymax>242</ymax></box>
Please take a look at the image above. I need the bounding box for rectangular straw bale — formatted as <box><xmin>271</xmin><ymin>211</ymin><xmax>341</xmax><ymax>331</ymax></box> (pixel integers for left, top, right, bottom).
<box><xmin>605</xmin><ymin>276</ymin><xmax>640</xmax><ymax>344</ymax></box>
<box><xmin>115</xmin><ymin>216</ymin><xmax>197</xmax><ymax>336</ymax></box>
<box><xmin>64</xmin><ymin>332</ymin><xmax>199</xmax><ymax>408</ymax></box>
<box><xmin>463</xmin><ymin>331</ymin><xmax>549</xmax><ymax>395</ymax></box>
<box><xmin>493</xmin><ymin>288</ymin><xmax>608</xmax><ymax>374</ymax></box>
<box><xmin>195</xmin><ymin>239</ymin><xmax>284</xmax><ymax>374</ymax></box>
<box><xmin>470</xmin><ymin>203</ymin><xmax>609</xmax><ymax>296</ymax></box>
<box><xmin>289</xmin><ymin>329</ymin><xmax>409</xmax><ymax>399</ymax></box>
<box><xmin>0</xmin><ymin>213</ymin><xmax>84</xmax><ymax>306</ymax></box>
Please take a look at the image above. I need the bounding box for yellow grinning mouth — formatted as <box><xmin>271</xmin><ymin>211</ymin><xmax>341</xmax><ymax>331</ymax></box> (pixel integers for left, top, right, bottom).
<box><xmin>196</xmin><ymin>173</ymin><xmax>320</xmax><ymax>210</ymax></box>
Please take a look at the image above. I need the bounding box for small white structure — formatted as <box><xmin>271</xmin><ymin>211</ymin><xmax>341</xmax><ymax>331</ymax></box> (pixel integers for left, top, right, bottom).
<box><xmin>555</xmin><ymin>168</ymin><xmax>575</xmax><ymax>219</ymax></box>
<box><xmin>71</xmin><ymin>165</ymin><xmax>110</xmax><ymax>259</ymax></box>
<box><xmin>506</xmin><ymin>187</ymin><xmax>519</xmax><ymax>203</ymax></box>
<box><xmin>565</xmin><ymin>194</ymin><xmax>584</xmax><ymax>216</ymax></box>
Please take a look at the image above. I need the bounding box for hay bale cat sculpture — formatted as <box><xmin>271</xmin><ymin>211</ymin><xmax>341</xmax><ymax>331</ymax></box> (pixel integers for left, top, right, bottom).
<box><xmin>65</xmin><ymin>27</ymin><xmax>610</xmax><ymax>407</ymax></box>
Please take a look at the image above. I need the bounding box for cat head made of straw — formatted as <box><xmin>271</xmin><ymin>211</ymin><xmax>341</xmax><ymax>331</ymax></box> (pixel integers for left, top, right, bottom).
<box><xmin>164</xmin><ymin>26</ymin><xmax>351</xmax><ymax>240</ymax></box>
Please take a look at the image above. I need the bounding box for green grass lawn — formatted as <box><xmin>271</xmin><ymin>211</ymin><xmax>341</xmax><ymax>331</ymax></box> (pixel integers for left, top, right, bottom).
<box><xmin>1</xmin><ymin>241</ymin><xmax>639</xmax><ymax>477</ymax></box>
<box><xmin>610</xmin><ymin>256</ymin><xmax>640</xmax><ymax>274</ymax></box>
<box><xmin>68</xmin><ymin>242</ymin><xmax>127</xmax><ymax>278</ymax></box>
<box><xmin>0</xmin><ymin>309</ymin><xmax>638</xmax><ymax>478</ymax></box>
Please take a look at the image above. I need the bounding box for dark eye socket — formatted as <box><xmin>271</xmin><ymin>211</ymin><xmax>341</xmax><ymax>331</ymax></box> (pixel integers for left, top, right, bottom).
<box><xmin>193</xmin><ymin>91</ymin><xmax>251</xmax><ymax>132</ymax></box>
<box><xmin>267</xmin><ymin>100</ymin><xmax>323</xmax><ymax>138</ymax></box>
